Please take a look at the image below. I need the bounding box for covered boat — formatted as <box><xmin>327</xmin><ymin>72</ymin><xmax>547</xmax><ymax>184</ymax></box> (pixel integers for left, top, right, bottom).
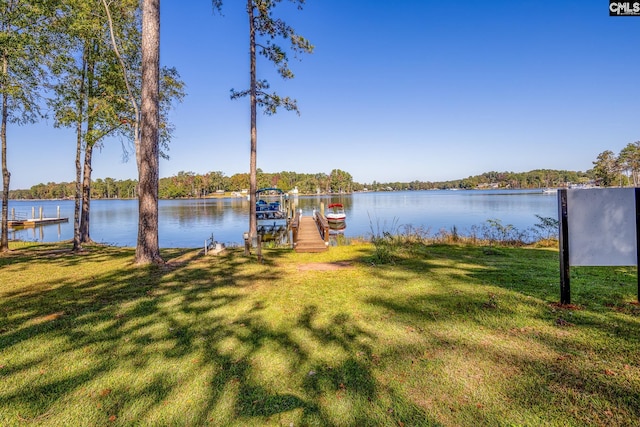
<box><xmin>256</xmin><ymin>188</ymin><xmax>287</xmax><ymax>220</ymax></box>
<box><xmin>255</xmin><ymin>188</ymin><xmax>291</xmax><ymax>242</ymax></box>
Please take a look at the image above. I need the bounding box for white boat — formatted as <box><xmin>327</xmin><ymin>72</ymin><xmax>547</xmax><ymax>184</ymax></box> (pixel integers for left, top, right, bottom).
<box><xmin>542</xmin><ymin>188</ymin><xmax>557</xmax><ymax>194</ymax></box>
<box><xmin>326</xmin><ymin>203</ymin><xmax>346</xmax><ymax>229</ymax></box>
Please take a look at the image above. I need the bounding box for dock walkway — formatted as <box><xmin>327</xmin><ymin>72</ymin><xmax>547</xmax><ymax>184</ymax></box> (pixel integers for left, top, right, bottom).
<box><xmin>8</xmin><ymin>218</ymin><xmax>69</xmax><ymax>228</ymax></box>
<box><xmin>294</xmin><ymin>216</ymin><xmax>328</xmax><ymax>253</ymax></box>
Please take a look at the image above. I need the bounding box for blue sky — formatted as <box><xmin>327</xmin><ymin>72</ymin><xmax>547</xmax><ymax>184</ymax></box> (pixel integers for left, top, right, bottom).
<box><xmin>7</xmin><ymin>0</ymin><xmax>640</xmax><ymax>189</ymax></box>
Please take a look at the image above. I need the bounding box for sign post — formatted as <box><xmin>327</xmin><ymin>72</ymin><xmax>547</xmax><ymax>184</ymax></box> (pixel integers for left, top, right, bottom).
<box><xmin>635</xmin><ymin>188</ymin><xmax>640</xmax><ymax>302</ymax></box>
<box><xmin>557</xmin><ymin>188</ymin><xmax>640</xmax><ymax>304</ymax></box>
<box><xmin>558</xmin><ymin>190</ymin><xmax>571</xmax><ymax>304</ymax></box>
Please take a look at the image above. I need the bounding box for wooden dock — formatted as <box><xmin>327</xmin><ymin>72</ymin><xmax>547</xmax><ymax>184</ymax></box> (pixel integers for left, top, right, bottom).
<box><xmin>293</xmin><ymin>215</ymin><xmax>328</xmax><ymax>253</ymax></box>
<box><xmin>8</xmin><ymin>218</ymin><xmax>69</xmax><ymax>228</ymax></box>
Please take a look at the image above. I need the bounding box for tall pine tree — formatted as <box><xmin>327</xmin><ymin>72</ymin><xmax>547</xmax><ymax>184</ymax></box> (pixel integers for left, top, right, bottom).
<box><xmin>230</xmin><ymin>0</ymin><xmax>313</xmax><ymax>248</ymax></box>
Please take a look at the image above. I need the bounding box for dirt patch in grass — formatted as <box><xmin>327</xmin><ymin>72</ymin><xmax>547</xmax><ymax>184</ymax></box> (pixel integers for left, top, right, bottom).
<box><xmin>165</xmin><ymin>249</ymin><xmax>204</xmax><ymax>267</ymax></box>
<box><xmin>297</xmin><ymin>261</ymin><xmax>353</xmax><ymax>271</ymax></box>
<box><xmin>28</xmin><ymin>311</ymin><xmax>65</xmax><ymax>325</ymax></box>
<box><xmin>549</xmin><ymin>302</ymin><xmax>583</xmax><ymax>311</ymax></box>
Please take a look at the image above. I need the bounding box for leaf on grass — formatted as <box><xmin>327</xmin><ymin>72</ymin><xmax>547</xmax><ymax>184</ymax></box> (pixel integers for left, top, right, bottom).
<box><xmin>109</xmin><ymin>415</ymin><xmax>117</xmax><ymax>422</ymax></box>
<box><xmin>550</xmin><ymin>302</ymin><xmax>583</xmax><ymax>311</ymax></box>
<box><xmin>604</xmin><ymin>369</ymin><xmax>617</xmax><ymax>376</ymax></box>
<box><xmin>555</xmin><ymin>318</ymin><xmax>574</xmax><ymax>327</ymax></box>
<box><xmin>100</xmin><ymin>388</ymin><xmax>112</xmax><ymax>397</ymax></box>
<box><xmin>420</xmin><ymin>351</ymin><xmax>433</xmax><ymax>360</ymax></box>
<box><xmin>371</xmin><ymin>354</ymin><xmax>381</xmax><ymax>365</ymax></box>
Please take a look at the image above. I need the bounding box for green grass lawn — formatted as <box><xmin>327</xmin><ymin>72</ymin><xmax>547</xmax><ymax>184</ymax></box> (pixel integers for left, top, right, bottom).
<box><xmin>0</xmin><ymin>241</ymin><xmax>639</xmax><ymax>426</ymax></box>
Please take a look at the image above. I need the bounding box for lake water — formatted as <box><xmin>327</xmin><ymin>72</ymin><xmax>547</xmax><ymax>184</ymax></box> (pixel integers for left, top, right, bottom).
<box><xmin>7</xmin><ymin>189</ymin><xmax>558</xmax><ymax>248</ymax></box>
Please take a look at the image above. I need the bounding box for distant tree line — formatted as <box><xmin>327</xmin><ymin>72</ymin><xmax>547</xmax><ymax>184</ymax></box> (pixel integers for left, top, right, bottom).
<box><xmin>7</xmin><ymin>169</ymin><xmax>356</xmax><ymax>199</ymax></box>
<box><xmin>8</xmin><ymin>179</ymin><xmax>138</xmax><ymax>200</ymax></box>
<box><xmin>7</xmin><ymin>167</ymin><xmax>605</xmax><ymax>200</ymax></box>
<box><xmin>368</xmin><ymin>169</ymin><xmax>593</xmax><ymax>191</ymax></box>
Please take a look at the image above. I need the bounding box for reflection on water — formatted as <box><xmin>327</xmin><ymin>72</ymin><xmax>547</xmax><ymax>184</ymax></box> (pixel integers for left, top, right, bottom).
<box><xmin>7</xmin><ymin>189</ymin><xmax>557</xmax><ymax>248</ymax></box>
<box><xmin>10</xmin><ymin>223</ymin><xmax>63</xmax><ymax>242</ymax></box>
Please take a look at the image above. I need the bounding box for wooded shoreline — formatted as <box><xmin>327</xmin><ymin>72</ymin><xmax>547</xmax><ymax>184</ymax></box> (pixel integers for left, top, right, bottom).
<box><xmin>6</xmin><ymin>168</ymin><xmax>593</xmax><ymax>200</ymax></box>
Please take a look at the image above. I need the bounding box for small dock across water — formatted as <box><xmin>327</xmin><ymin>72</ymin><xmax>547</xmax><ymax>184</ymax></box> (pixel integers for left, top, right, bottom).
<box><xmin>8</xmin><ymin>206</ymin><xmax>69</xmax><ymax>229</ymax></box>
<box><xmin>8</xmin><ymin>218</ymin><xmax>69</xmax><ymax>228</ymax></box>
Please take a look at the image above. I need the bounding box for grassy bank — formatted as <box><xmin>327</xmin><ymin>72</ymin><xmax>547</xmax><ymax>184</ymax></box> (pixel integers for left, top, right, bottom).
<box><xmin>1</xmin><ymin>241</ymin><xmax>639</xmax><ymax>426</ymax></box>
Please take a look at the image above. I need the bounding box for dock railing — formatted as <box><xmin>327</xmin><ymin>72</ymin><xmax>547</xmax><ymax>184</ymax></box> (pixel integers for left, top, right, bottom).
<box><xmin>291</xmin><ymin>210</ymin><xmax>301</xmax><ymax>245</ymax></box>
<box><xmin>313</xmin><ymin>210</ymin><xmax>330</xmax><ymax>244</ymax></box>
<box><xmin>10</xmin><ymin>209</ymin><xmax>27</xmax><ymax>221</ymax></box>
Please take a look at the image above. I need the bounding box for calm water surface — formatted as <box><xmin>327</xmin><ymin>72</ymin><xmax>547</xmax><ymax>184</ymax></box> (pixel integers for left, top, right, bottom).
<box><xmin>8</xmin><ymin>189</ymin><xmax>558</xmax><ymax>247</ymax></box>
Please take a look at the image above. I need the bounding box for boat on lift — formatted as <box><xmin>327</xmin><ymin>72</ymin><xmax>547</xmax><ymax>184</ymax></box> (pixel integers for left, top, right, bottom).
<box><xmin>255</xmin><ymin>188</ymin><xmax>290</xmax><ymax>242</ymax></box>
<box><xmin>256</xmin><ymin>188</ymin><xmax>287</xmax><ymax>220</ymax></box>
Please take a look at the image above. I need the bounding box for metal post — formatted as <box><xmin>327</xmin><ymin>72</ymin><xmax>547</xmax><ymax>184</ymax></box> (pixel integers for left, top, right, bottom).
<box><xmin>243</xmin><ymin>232</ymin><xmax>250</xmax><ymax>255</ymax></box>
<box><xmin>558</xmin><ymin>189</ymin><xmax>570</xmax><ymax>304</ymax></box>
<box><xmin>257</xmin><ymin>234</ymin><xmax>263</xmax><ymax>263</ymax></box>
<box><xmin>39</xmin><ymin>206</ymin><xmax>43</xmax><ymax>220</ymax></box>
<box><xmin>57</xmin><ymin>206</ymin><xmax>60</xmax><ymax>219</ymax></box>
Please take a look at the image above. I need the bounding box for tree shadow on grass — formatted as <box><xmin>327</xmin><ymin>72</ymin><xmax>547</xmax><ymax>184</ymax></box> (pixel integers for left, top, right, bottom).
<box><xmin>10</xmin><ymin>241</ymin><xmax>637</xmax><ymax>425</ymax></box>
<box><xmin>0</xmin><ymin>246</ymin><xmax>284</xmax><ymax>423</ymax></box>
<box><xmin>356</xmin><ymin>243</ymin><xmax>640</xmax><ymax>426</ymax></box>
<box><xmin>0</xmin><ymin>245</ymin><xmax>441</xmax><ymax>426</ymax></box>
<box><xmin>193</xmin><ymin>301</ymin><xmax>436</xmax><ymax>426</ymax></box>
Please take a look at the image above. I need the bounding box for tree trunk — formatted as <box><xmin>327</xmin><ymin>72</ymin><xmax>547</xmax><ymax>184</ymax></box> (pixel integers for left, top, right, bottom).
<box><xmin>73</xmin><ymin>46</ymin><xmax>87</xmax><ymax>251</ymax></box>
<box><xmin>135</xmin><ymin>0</ymin><xmax>162</xmax><ymax>265</ymax></box>
<box><xmin>79</xmin><ymin>142</ymin><xmax>93</xmax><ymax>243</ymax></box>
<box><xmin>79</xmin><ymin>45</ymin><xmax>97</xmax><ymax>245</ymax></box>
<box><xmin>1</xmin><ymin>55</ymin><xmax>9</xmax><ymax>252</ymax></box>
<box><xmin>248</xmin><ymin>0</ymin><xmax>257</xmax><ymax>245</ymax></box>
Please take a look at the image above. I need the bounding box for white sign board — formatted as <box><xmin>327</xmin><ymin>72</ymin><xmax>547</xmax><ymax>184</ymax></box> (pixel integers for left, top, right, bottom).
<box><xmin>567</xmin><ymin>188</ymin><xmax>637</xmax><ymax>266</ymax></box>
